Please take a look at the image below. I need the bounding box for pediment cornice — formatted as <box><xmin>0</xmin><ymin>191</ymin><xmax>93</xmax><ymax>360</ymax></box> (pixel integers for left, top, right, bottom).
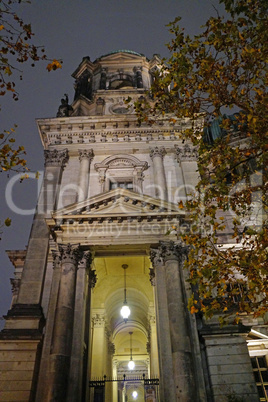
<box><xmin>52</xmin><ymin>189</ymin><xmax>185</xmax><ymax>221</ymax></box>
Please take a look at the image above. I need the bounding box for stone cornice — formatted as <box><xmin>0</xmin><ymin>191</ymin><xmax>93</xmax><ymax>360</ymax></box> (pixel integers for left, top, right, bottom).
<box><xmin>36</xmin><ymin>115</ymin><xmax>198</xmax><ymax>148</ymax></box>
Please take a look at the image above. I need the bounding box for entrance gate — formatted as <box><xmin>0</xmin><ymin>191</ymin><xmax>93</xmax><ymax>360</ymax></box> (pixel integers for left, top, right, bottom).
<box><xmin>89</xmin><ymin>375</ymin><xmax>159</xmax><ymax>402</ymax></box>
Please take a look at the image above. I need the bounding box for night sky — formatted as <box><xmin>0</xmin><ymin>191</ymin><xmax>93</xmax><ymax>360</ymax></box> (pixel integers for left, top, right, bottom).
<box><xmin>0</xmin><ymin>0</ymin><xmax>223</xmax><ymax>328</ymax></box>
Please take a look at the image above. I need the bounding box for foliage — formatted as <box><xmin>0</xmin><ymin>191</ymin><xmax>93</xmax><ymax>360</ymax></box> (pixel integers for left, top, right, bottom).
<box><xmin>135</xmin><ymin>0</ymin><xmax>268</xmax><ymax>321</ymax></box>
<box><xmin>0</xmin><ymin>0</ymin><xmax>62</xmax><ymax>231</ymax></box>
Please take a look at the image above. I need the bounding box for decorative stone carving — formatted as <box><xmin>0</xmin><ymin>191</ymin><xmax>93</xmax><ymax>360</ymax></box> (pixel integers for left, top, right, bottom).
<box><xmin>10</xmin><ymin>278</ymin><xmax>20</xmax><ymax>295</ymax></box>
<box><xmin>56</xmin><ymin>94</ymin><xmax>73</xmax><ymax>117</ymax></box>
<box><xmin>109</xmin><ymin>158</ymin><xmax>133</xmax><ymax>167</ymax></box>
<box><xmin>149</xmin><ymin>314</ymin><xmax>156</xmax><ymax>325</ymax></box>
<box><xmin>150</xmin><ymin>146</ymin><xmax>166</xmax><ymax>160</ymax></box>
<box><xmin>146</xmin><ymin>341</ymin><xmax>151</xmax><ymax>354</ymax></box>
<box><xmin>99</xmin><ymin>69</ymin><xmax>107</xmax><ymax>90</ymax></box>
<box><xmin>44</xmin><ymin>148</ymin><xmax>69</xmax><ymax>167</ymax></box>
<box><xmin>150</xmin><ymin>241</ymin><xmax>188</xmax><ymax>267</ymax></box>
<box><xmin>175</xmin><ymin>144</ymin><xmax>198</xmax><ymax>161</ymax></box>
<box><xmin>58</xmin><ymin>243</ymin><xmax>83</xmax><ymax>266</ymax></box>
<box><xmin>108</xmin><ymin>341</ymin><xmax>115</xmax><ymax>355</ymax></box>
<box><xmin>89</xmin><ymin>269</ymin><xmax>97</xmax><ymax>288</ymax></box>
<box><xmin>92</xmin><ymin>314</ymin><xmax>106</xmax><ymax>328</ymax></box>
<box><xmin>52</xmin><ymin>250</ymin><xmax>61</xmax><ymax>269</ymax></box>
<box><xmin>78</xmin><ymin>149</ymin><xmax>94</xmax><ymax>162</ymax></box>
<box><xmin>149</xmin><ymin>267</ymin><xmax>155</xmax><ymax>286</ymax></box>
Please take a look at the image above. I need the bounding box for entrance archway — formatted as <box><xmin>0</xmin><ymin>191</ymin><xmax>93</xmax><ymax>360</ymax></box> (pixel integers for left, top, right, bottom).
<box><xmin>89</xmin><ymin>254</ymin><xmax>159</xmax><ymax>401</ymax></box>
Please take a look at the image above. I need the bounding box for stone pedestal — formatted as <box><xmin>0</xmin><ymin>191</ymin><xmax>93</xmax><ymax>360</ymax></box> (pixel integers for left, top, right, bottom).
<box><xmin>201</xmin><ymin>325</ymin><xmax>259</xmax><ymax>402</ymax></box>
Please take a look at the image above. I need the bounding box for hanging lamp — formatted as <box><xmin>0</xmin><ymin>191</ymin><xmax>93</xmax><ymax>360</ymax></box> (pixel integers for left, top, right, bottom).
<box><xmin>120</xmin><ymin>264</ymin><xmax>130</xmax><ymax>322</ymax></box>
<box><xmin>128</xmin><ymin>331</ymin><xmax>135</xmax><ymax>370</ymax></box>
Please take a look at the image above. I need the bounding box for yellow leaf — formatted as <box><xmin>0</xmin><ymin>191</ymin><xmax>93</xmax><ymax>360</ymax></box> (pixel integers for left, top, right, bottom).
<box><xmin>0</xmin><ymin>25</ymin><xmax>4</xmax><ymax>31</ymax></box>
<box><xmin>46</xmin><ymin>59</ymin><xmax>62</xmax><ymax>72</ymax></box>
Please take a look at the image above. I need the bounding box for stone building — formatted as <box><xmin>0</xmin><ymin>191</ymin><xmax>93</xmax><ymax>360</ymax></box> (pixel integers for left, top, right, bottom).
<box><xmin>0</xmin><ymin>51</ymin><xmax>267</xmax><ymax>402</ymax></box>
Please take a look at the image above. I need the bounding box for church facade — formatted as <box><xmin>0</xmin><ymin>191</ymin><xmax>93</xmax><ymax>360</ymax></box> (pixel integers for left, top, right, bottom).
<box><xmin>0</xmin><ymin>51</ymin><xmax>267</xmax><ymax>402</ymax></box>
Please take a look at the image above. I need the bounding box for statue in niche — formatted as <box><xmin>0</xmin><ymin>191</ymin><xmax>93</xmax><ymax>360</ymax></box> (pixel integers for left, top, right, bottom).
<box><xmin>100</xmin><ymin>70</ymin><xmax>107</xmax><ymax>89</ymax></box>
<box><xmin>56</xmin><ymin>94</ymin><xmax>73</xmax><ymax>117</ymax></box>
<box><xmin>74</xmin><ymin>72</ymin><xmax>92</xmax><ymax>100</ymax></box>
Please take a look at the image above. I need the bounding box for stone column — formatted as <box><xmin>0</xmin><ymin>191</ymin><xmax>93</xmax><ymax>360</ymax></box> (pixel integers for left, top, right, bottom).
<box><xmin>77</xmin><ymin>149</ymin><xmax>94</xmax><ymax>202</ymax></box>
<box><xmin>47</xmin><ymin>244</ymin><xmax>83</xmax><ymax>402</ymax></box>
<box><xmin>151</xmin><ymin>241</ymin><xmax>195</xmax><ymax>402</ymax></box>
<box><xmin>150</xmin><ymin>147</ymin><xmax>168</xmax><ymax>201</ymax></box>
<box><xmin>67</xmin><ymin>252</ymin><xmax>96</xmax><ymax>402</ymax></box>
<box><xmin>150</xmin><ymin>249</ymin><xmax>176</xmax><ymax>402</ymax></box>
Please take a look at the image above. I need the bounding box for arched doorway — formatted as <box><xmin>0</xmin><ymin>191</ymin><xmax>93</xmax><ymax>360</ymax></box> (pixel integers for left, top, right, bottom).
<box><xmin>88</xmin><ymin>254</ymin><xmax>159</xmax><ymax>401</ymax></box>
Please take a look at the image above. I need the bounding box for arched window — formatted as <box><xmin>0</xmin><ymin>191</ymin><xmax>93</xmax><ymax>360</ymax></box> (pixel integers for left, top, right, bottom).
<box><xmin>95</xmin><ymin>154</ymin><xmax>148</xmax><ymax>194</ymax></box>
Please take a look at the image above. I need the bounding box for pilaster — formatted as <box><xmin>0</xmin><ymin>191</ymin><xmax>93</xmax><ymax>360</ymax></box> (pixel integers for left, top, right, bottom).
<box><xmin>77</xmin><ymin>149</ymin><xmax>94</xmax><ymax>202</ymax></box>
<box><xmin>150</xmin><ymin>147</ymin><xmax>168</xmax><ymax>201</ymax></box>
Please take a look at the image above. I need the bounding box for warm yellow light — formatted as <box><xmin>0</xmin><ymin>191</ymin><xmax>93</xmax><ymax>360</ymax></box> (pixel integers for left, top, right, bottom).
<box><xmin>120</xmin><ymin>304</ymin><xmax>131</xmax><ymax>320</ymax></box>
<box><xmin>128</xmin><ymin>359</ymin><xmax>135</xmax><ymax>370</ymax></box>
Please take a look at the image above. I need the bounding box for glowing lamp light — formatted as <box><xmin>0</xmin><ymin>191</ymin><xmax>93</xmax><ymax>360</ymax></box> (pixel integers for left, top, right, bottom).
<box><xmin>120</xmin><ymin>304</ymin><xmax>131</xmax><ymax>321</ymax></box>
<box><xmin>128</xmin><ymin>359</ymin><xmax>135</xmax><ymax>370</ymax></box>
<box><xmin>132</xmin><ymin>390</ymin><xmax>138</xmax><ymax>399</ymax></box>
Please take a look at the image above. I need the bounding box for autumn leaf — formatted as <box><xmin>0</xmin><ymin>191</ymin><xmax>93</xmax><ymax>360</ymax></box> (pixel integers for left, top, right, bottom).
<box><xmin>46</xmin><ymin>59</ymin><xmax>62</xmax><ymax>72</ymax></box>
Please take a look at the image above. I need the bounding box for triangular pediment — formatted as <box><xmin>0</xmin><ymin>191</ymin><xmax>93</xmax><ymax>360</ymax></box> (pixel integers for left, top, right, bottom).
<box><xmin>53</xmin><ymin>188</ymin><xmax>184</xmax><ymax>220</ymax></box>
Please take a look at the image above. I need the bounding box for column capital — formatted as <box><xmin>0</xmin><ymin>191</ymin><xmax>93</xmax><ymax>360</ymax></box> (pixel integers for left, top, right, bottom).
<box><xmin>78</xmin><ymin>149</ymin><xmax>94</xmax><ymax>162</ymax></box>
<box><xmin>44</xmin><ymin>148</ymin><xmax>69</xmax><ymax>167</ymax></box>
<box><xmin>175</xmin><ymin>144</ymin><xmax>198</xmax><ymax>162</ymax></box>
<box><xmin>92</xmin><ymin>313</ymin><xmax>106</xmax><ymax>328</ymax></box>
<box><xmin>58</xmin><ymin>243</ymin><xmax>83</xmax><ymax>265</ymax></box>
<box><xmin>150</xmin><ymin>241</ymin><xmax>188</xmax><ymax>266</ymax></box>
<box><xmin>150</xmin><ymin>146</ymin><xmax>166</xmax><ymax>160</ymax></box>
